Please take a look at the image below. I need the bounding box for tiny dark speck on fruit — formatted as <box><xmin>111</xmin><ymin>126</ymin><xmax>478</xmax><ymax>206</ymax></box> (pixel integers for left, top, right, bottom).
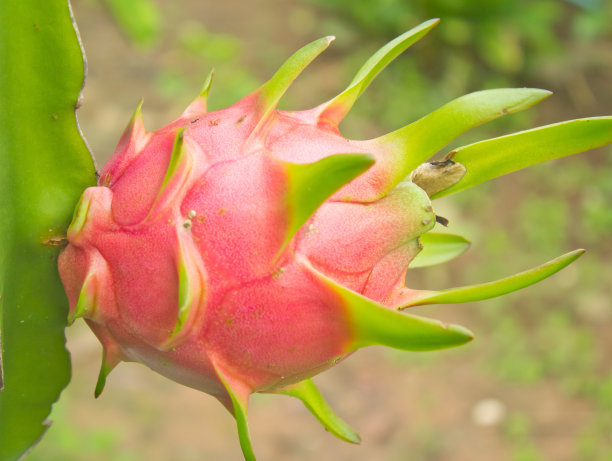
<box><xmin>237</xmin><ymin>115</ymin><xmax>246</xmax><ymax>124</ymax></box>
<box><xmin>191</xmin><ymin>118</ymin><xmax>200</xmax><ymax>124</ymax></box>
<box><xmin>209</xmin><ymin>119</ymin><xmax>220</xmax><ymax>126</ymax></box>
<box><xmin>51</xmin><ymin>114</ymin><xmax>58</xmax><ymax>120</ymax></box>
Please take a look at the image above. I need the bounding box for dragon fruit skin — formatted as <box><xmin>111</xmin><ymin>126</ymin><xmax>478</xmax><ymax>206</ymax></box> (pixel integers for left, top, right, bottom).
<box><xmin>58</xmin><ymin>19</ymin><xmax>611</xmax><ymax>460</ymax></box>
<box><xmin>57</xmin><ymin>61</ymin><xmax>450</xmax><ymax>394</ymax></box>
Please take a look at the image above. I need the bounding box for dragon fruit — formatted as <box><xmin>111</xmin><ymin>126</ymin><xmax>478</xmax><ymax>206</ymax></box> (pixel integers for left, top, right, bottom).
<box><xmin>58</xmin><ymin>19</ymin><xmax>611</xmax><ymax>460</ymax></box>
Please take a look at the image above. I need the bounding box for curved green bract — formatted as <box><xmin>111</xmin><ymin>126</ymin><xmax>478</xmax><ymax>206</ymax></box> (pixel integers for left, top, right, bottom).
<box><xmin>432</xmin><ymin>117</ymin><xmax>612</xmax><ymax>199</ymax></box>
<box><xmin>199</xmin><ymin>69</ymin><xmax>214</xmax><ymax>104</ymax></box>
<box><xmin>225</xmin><ymin>386</ymin><xmax>254</xmax><ymax>461</ymax></box>
<box><xmin>160</xmin><ymin>128</ymin><xmax>187</xmax><ymax>193</ymax></box>
<box><xmin>401</xmin><ymin>250</ymin><xmax>585</xmax><ymax>308</ymax></box>
<box><xmin>0</xmin><ymin>1</ymin><xmax>96</xmax><ymax>459</ymax></box>
<box><xmin>282</xmin><ymin>153</ymin><xmax>375</xmax><ymax>252</ymax></box>
<box><xmin>94</xmin><ymin>351</ymin><xmax>117</xmax><ymax>399</ymax></box>
<box><xmin>375</xmin><ymin>88</ymin><xmax>551</xmax><ymax>197</ymax></box>
<box><xmin>67</xmin><ymin>273</ymin><xmax>94</xmax><ymax>325</ymax></box>
<box><xmin>215</xmin><ymin>367</ymin><xmax>256</xmax><ymax>461</ymax></box>
<box><xmin>410</xmin><ymin>233</ymin><xmax>471</xmax><ymax>268</ymax></box>
<box><xmin>172</xmin><ymin>245</ymin><xmax>192</xmax><ymax>338</ymax></box>
<box><xmin>318</xmin><ymin>19</ymin><xmax>439</xmax><ymax>125</ymax></box>
<box><xmin>274</xmin><ymin>378</ymin><xmax>361</xmax><ymax>444</ymax></box>
<box><xmin>308</xmin><ymin>263</ymin><xmax>474</xmax><ymax>351</ymax></box>
<box><xmin>252</xmin><ymin>36</ymin><xmax>333</xmax><ymax>137</ymax></box>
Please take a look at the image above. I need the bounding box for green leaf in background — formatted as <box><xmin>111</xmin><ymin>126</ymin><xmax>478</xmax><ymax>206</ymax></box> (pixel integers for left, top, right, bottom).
<box><xmin>104</xmin><ymin>0</ymin><xmax>162</xmax><ymax>47</ymax></box>
<box><xmin>431</xmin><ymin>117</ymin><xmax>612</xmax><ymax>199</ymax></box>
<box><xmin>410</xmin><ymin>233</ymin><xmax>471</xmax><ymax>268</ymax></box>
<box><xmin>0</xmin><ymin>1</ymin><xmax>96</xmax><ymax>459</ymax></box>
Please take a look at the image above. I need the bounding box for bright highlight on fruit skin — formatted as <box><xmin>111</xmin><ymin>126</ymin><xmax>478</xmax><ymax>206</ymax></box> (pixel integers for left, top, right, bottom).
<box><xmin>57</xmin><ymin>19</ymin><xmax>612</xmax><ymax>461</ymax></box>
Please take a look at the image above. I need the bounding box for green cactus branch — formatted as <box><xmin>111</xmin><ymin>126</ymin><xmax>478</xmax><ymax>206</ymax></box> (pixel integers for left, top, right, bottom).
<box><xmin>0</xmin><ymin>1</ymin><xmax>96</xmax><ymax>459</ymax></box>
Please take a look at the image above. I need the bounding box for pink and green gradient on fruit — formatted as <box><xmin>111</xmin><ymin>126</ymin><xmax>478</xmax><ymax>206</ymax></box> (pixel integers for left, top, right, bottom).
<box><xmin>57</xmin><ymin>19</ymin><xmax>612</xmax><ymax>461</ymax></box>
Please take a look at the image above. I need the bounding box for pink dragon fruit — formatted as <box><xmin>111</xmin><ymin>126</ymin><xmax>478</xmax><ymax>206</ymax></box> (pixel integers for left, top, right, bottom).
<box><xmin>58</xmin><ymin>19</ymin><xmax>611</xmax><ymax>460</ymax></box>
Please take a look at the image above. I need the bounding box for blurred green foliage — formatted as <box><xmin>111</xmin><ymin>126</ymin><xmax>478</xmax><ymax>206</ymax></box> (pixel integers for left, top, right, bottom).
<box><xmin>28</xmin><ymin>402</ymin><xmax>136</xmax><ymax>461</ymax></box>
<box><xmin>503</xmin><ymin>412</ymin><xmax>544</xmax><ymax>461</ymax></box>
<box><xmin>164</xmin><ymin>21</ymin><xmax>260</xmax><ymax>108</ymax></box>
<box><xmin>306</xmin><ymin>0</ymin><xmax>611</xmax><ymax>133</ymax></box>
<box><xmin>306</xmin><ymin>0</ymin><xmax>611</xmax><ymax>77</ymax></box>
<box><xmin>103</xmin><ymin>0</ymin><xmax>161</xmax><ymax>47</ymax></box>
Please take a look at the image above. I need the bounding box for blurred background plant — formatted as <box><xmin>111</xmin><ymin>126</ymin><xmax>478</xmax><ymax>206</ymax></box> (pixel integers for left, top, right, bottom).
<box><xmin>29</xmin><ymin>0</ymin><xmax>612</xmax><ymax>459</ymax></box>
<box><xmin>309</xmin><ymin>0</ymin><xmax>611</xmax><ymax>147</ymax></box>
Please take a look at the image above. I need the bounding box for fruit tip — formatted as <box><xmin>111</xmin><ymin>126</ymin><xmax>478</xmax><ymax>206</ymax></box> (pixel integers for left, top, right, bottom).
<box><xmin>130</xmin><ymin>98</ymin><xmax>144</xmax><ymax>122</ymax></box>
<box><xmin>559</xmin><ymin>248</ymin><xmax>586</xmax><ymax>265</ymax></box>
<box><xmin>94</xmin><ymin>372</ymin><xmax>105</xmax><ymax>398</ymax></box>
<box><xmin>66</xmin><ymin>312</ymin><xmax>77</xmax><ymax>326</ymax></box>
<box><xmin>532</xmin><ymin>88</ymin><xmax>553</xmax><ymax>99</ymax></box>
<box><xmin>356</xmin><ymin>152</ymin><xmax>376</xmax><ymax>168</ymax></box>
<box><xmin>346</xmin><ymin>431</ymin><xmax>362</xmax><ymax>445</ymax></box>
<box><xmin>199</xmin><ymin>69</ymin><xmax>214</xmax><ymax>97</ymax></box>
<box><xmin>449</xmin><ymin>323</ymin><xmax>475</xmax><ymax>343</ymax></box>
<box><xmin>421</xmin><ymin>18</ymin><xmax>440</xmax><ymax>29</ymax></box>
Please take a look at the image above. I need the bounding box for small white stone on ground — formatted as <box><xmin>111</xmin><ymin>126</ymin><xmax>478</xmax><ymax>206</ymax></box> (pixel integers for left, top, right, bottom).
<box><xmin>471</xmin><ymin>398</ymin><xmax>507</xmax><ymax>427</ymax></box>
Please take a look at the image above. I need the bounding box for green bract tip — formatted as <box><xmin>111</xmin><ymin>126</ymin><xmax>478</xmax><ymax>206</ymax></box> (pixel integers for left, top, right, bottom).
<box><xmin>317</xmin><ymin>19</ymin><xmax>440</xmax><ymax>127</ymax></box>
<box><xmin>400</xmin><ymin>249</ymin><xmax>586</xmax><ymax>308</ymax></box>
<box><xmin>280</xmin><ymin>153</ymin><xmax>375</xmax><ymax>256</ymax></box>
<box><xmin>274</xmin><ymin>379</ymin><xmax>361</xmax><ymax>444</ymax></box>
<box><xmin>432</xmin><ymin>117</ymin><xmax>612</xmax><ymax>198</ymax></box>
